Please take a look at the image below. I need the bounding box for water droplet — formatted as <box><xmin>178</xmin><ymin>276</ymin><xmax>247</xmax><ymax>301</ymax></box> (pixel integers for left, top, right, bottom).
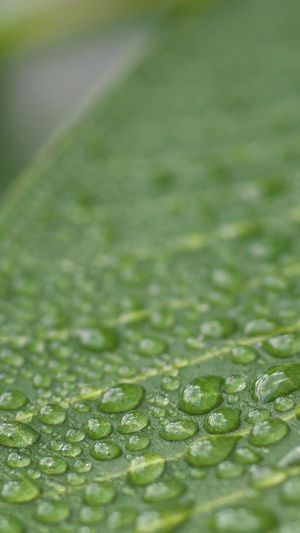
<box><xmin>274</xmin><ymin>396</ymin><xmax>294</xmax><ymax>411</ymax></box>
<box><xmin>79</xmin><ymin>506</ymin><xmax>104</xmax><ymax>525</ymax></box>
<box><xmin>0</xmin><ymin>390</ymin><xmax>28</xmax><ymax>411</ymax></box>
<box><xmin>6</xmin><ymin>452</ymin><xmax>31</xmax><ymax>468</ymax></box>
<box><xmin>159</xmin><ymin>419</ymin><xmax>198</xmax><ymax>441</ymax></box>
<box><xmin>91</xmin><ymin>441</ymin><xmax>122</xmax><ymax>460</ymax></box>
<box><xmin>204</xmin><ymin>408</ymin><xmax>240</xmax><ymax>434</ymax></box>
<box><xmin>143</xmin><ymin>477</ymin><xmax>186</xmax><ymax>502</ymax></box>
<box><xmin>84</xmin><ymin>482</ymin><xmax>115</xmax><ymax>505</ymax></box>
<box><xmin>128</xmin><ymin>452</ymin><xmax>165</xmax><ymax>485</ymax></box>
<box><xmin>0</xmin><ymin>515</ymin><xmax>23</xmax><ymax>533</ymax></box>
<box><xmin>217</xmin><ymin>461</ymin><xmax>244</xmax><ymax>478</ymax></box>
<box><xmin>185</xmin><ymin>436</ymin><xmax>237</xmax><ymax>466</ymax></box>
<box><xmin>248</xmin><ymin>418</ymin><xmax>288</xmax><ymax>446</ymax></box>
<box><xmin>245</xmin><ymin>319</ymin><xmax>278</xmax><ymax>336</ymax></box>
<box><xmin>233</xmin><ymin>447</ymin><xmax>261</xmax><ymax>464</ymax></box>
<box><xmin>281</xmin><ymin>476</ymin><xmax>300</xmax><ymax>503</ymax></box>
<box><xmin>253</xmin><ymin>363</ymin><xmax>300</xmax><ymax>403</ymax></box>
<box><xmin>262</xmin><ymin>333</ymin><xmax>300</xmax><ymax>358</ymax></box>
<box><xmin>83</xmin><ymin>416</ymin><xmax>112</xmax><ymax>439</ymax></box>
<box><xmin>161</xmin><ymin>376</ymin><xmax>180</xmax><ymax>391</ymax></box>
<box><xmin>1</xmin><ymin>478</ymin><xmax>39</xmax><ymax>503</ymax></box>
<box><xmin>125</xmin><ymin>434</ymin><xmax>150</xmax><ymax>451</ymax></box>
<box><xmin>37</xmin><ymin>455</ymin><xmax>68</xmax><ymax>475</ymax></box>
<box><xmin>98</xmin><ymin>383</ymin><xmax>144</xmax><ymax>413</ymax></box>
<box><xmin>180</xmin><ymin>376</ymin><xmax>223</xmax><ymax>415</ymax></box>
<box><xmin>245</xmin><ymin>409</ymin><xmax>270</xmax><ymax>424</ymax></box>
<box><xmin>60</xmin><ymin>442</ymin><xmax>81</xmax><ymax>457</ymax></box>
<box><xmin>108</xmin><ymin>507</ymin><xmax>137</xmax><ymax>529</ymax></box>
<box><xmin>200</xmin><ymin>318</ymin><xmax>237</xmax><ymax>339</ymax></box>
<box><xmin>34</xmin><ymin>499</ymin><xmax>69</xmax><ymax>523</ymax></box>
<box><xmin>224</xmin><ymin>376</ymin><xmax>246</xmax><ymax>393</ymax></box>
<box><xmin>37</xmin><ymin>404</ymin><xmax>66</xmax><ymax>425</ymax></box>
<box><xmin>0</xmin><ymin>421</ymin><xmax>40</xmax><ymax>448</ymax></box>
<box><xmin>118</xmin><ymin>411</ymin><xmax>149</xmax><ymax>434</ymax></box>
<box><xmin>230</xmin><ymin>346</ymin><xmax>258</xmax><ymax>364</ymax></box>
<box><xmin>75</xmin><ymin>327</ymin><xmax>119</xmax><ymax>352</ymax></box>
<box><xmin>135</xmin><ymin>504</ymin><xmax>192</xmax><ymax>533</ymax></box>
<box><xmin>138</xmin><ymin>337</ymin><xmax>167</xmax><ymax>357</ymax></box>
<box><xmin>65</xmin><ymin>428</ymin><xmax>85</xmax><ymax>442</ymax></box>
<box><xmin>211</xmin><ymin>506</ymin><xmax>277</xmax><ymax>532</ymax></box>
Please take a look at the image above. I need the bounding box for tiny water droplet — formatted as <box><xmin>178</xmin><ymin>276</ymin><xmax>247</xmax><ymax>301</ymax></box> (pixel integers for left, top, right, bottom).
<box><xmin>200</xmin><ymin>318</ymin><xmax>237</xmax><ymax>339</ymax></box>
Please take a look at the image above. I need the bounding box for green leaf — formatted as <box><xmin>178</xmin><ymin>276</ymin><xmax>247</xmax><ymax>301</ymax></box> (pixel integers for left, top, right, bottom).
<box><xmin>1</xmin><ymin>0</ymin><xmax>300</xmax><ymax>531</ymax></box>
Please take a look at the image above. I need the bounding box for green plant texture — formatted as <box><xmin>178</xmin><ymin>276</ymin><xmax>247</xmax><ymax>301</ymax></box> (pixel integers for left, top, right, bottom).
<box><xmin>1</xmin><ymin>0</ymin><xmax>300</xmax><ymax>531</ymax></box>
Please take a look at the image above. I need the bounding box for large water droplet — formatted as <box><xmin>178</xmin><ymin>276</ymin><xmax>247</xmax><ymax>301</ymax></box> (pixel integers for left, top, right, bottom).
<box><xmin>1</xmin><ymin>478</ymin><xmax>39</xmax><ymax>503</ymax></box>
<box><xmin>34</xmin><ymin>499</ymin><xmax>69</xmax><ymax>523</ymax></box>
<box><xmin>0</xmin><ymin>390</ymin><xmax>28</xmax><ymax>411</ymax></box>
<box><xmin>128</xmin><ymin>452</ymin><xmax>165</xmax><ymax>485</ymax></box>
<box><xmin>125</xmin><ymin>434</ymin><xmax>150</xmax><ymax>451</ymax></box>
<box><xmin>180</xmin><ymin>376</ymin><xmax>223</xmax><ymax>415</ymax></box>
<box><xmin>98</xmin><ymin>383</ymin><xmax>144</xmax><ymax>413</ymax></box>
<box><xmin>253</xmin><ymin>363</ymin><xmax>300</xmax><ymax>403</ymax></box>
<box><xmin>118</xmin><ymin>411</ymin><xmax>149</xmax><ymax>434</ymax></box>
<box><xmin>91</xmin><ymin>441</ymin><xmax>122</xmax><ymax>460</ymax></box>
<box><xmin>37</xmin><ymin>404</ymin><xmax>66</xmax><ymax>425</ymax></box>
<box><xmin>248</xmin><ymin>418</ymin><xmax>288</xmax><ymax>446</ymax></box>
<box><xmin>6</xmin><ymin>452</ymin><xmax>31</xmax><ymax>468</ymax></box>
<box><xmin>263</xmin><ymin>333</ymin><xmax>300</xmax><ymax>358</ymax></box>
<box><xmin>230</xmin><ymin>346</ymin><xmax>258</xmax><ymax>364</ymax></box>
<box><xmin>79</xmin><ymin>506</ymin><xmax>104</xmax><ymax>525</ymax></box>
<box><xmin>245</xmin><ymin>319</ymin><xmax>278</xmax><ymax>336</ymax></box>
<box><xmin>83</xmin><ymin>416</ymin><xmax>112</xmax><ymax>439</ymax></box>
<box><xmin>84</xmin><ymin>482</ymin><xmax>115</xmax><ymax>505</ymax></box>
<box><xmin>37</xmin><ymin>455</ymin><xmax>68</xmax><ymax>475</ymax></box>
<box><xmin>210</xmin><ymin>506</ymin><xmax>277</xmax><ymax>532</ymax></box>
<box><xmin>0</xmin><ymin>515</ymin><xmax>23</xmax><ymax>533</ymax></box>
<box><xmin>135</xmin><ymin>504</ymin><xmax>192</xmax><ymax>533</ymax></box>
<box><xmin>204</xmin><ymin>408</ymin><xmax>240</xmax><ymax>434</ymax></box>
<box><xmin>0</xmin><ymin>421</ymin><xmax>39</xmax><ymax>448</ymax></box>
<box><xmin>200</xmin><ymin>318</ymin><xmax>237</xmax><ymax>339</ymax></box>
<box><xmin>281</xmin><ymin>476</ymin><xmax>300</xmax><ymax>504</ymax></box>
<box><xmin>185</xmin><ymin>436</ymin><xmax>237</xmax><ymax>466</ymax></box>
<box><xmin>75</xmin><ymin>327</ymin><xmax>119</xmax><ymax>352</ymax></box>
<box><xmin>138</xmin><ymin>337</ymin><xmax>167</xmax><ymax>357</ymax></box>
<box><xmin>159</xmin><ymin>419</ymin><xmax>198</xmax><ymax>441</ymax></box>
<box><xmin>143</xmin><ymin>477</ymin><xmax>186</xmax><ymax>502</ymax></box>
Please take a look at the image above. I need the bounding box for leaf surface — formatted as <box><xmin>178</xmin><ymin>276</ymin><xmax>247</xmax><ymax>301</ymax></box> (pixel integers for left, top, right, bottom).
<box><xmin>1</xmin><ymin>0</ymin><xmax>300</xmax><ymax>531</ymax></box>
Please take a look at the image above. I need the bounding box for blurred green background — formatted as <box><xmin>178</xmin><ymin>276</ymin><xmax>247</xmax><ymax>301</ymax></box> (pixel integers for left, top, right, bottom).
<box><xmin>0</xmin><ymin>0</ymin><xmax>185</xmax><ymax>193</ymax></box>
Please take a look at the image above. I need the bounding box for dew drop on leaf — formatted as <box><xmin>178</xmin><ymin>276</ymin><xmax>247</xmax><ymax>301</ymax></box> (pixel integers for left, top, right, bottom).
<box><xmin>91</xmin><ymin>441</ymin><xmax>122</xmax><ymax>461</ymax></box>
<box><xmin>253</xmin><ymin>363</ymin><xmax>300</xmax><ymax>403</ymax></box>
<box><xmin>117</xmin><ymin>411</ymin><xmax>149</xmax><ymax>434</ymax></box>
<box><xmin>1</xmin><ymin>478</ymin><xmax>39</xmax><ymax>503</ymax></box>
<box><xmin>185</xmin><ymin>436</ymin><xmax>237</xmax><ymax>467</ymax></box>
<box><xmin>84</xmin><ymin>481</ymin><xmax>115</xmax><ymax>505</ymax></box>
<box><xmin>143</xmin><ymin>477</ymin><xmax>186</xmax><ymax>502</ymax></box>
<box><xmin>98</xmin><ymin>383</ymin><xmax>144</xmax><ymax>413</ymax></box>
<box><xmin>82</xmin><ymin>415</ymin><xmax>113</xmax><ymax>439</ymax></box>
<box><xmin>210</xmin><ymin>506</ymin><xmax>278</xmax><ymax>532</ymax></box>
<box><xmin>159</xmin><ymin>419</ymin><xmax>198</xmax><ymax>441</ymax></box>
<box><xmin>262</xmin><ymin>333</ymin><xmax>300</xmax><ymax>358</ymax></box>
<box><xmin>34</xmin><ymin>499</ymin><xmax>69</xmax><ymax>523</ymax></box>
<box><xmin>37</xmin><ymin>404</ymin><xmax>66</xmax><ymax>425</ymax></box>
<box><xmin>0</xmin><ymin>421</ymin><xmax>40</xmax><ymax>448</ymax></box>
<box><xmin>179</xmin><ymin>376</ymin><xmax>224</xmax><ymax>415</ymax></box>
<box><xmin>204</xmin><ymin>408</ymin><xmax>240</xmax><ymax>434</ymax></box>
<box><xmin>248</xmin><ymin>418</ymin><xmax>288</xmax><ymax>446</ymax></box>
<box><xmin>0</xmin><ymin>390</ymin><xmax>28</xmax><ymax>411</ymax></box>
<box><xmin>200</xmin><ymin>318</ymin><xmax>237</xmax><ymax>339</ymax></box>
<box><xmin>128</xmin><ymin>452</ymin><xmax>165</xmax><ymax>485</ymax></box>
